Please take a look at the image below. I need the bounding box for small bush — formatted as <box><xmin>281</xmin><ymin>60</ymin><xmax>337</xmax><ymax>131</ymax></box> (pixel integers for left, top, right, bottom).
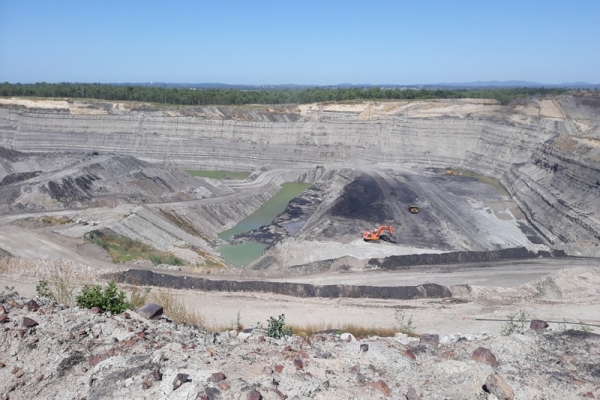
<box><xmin>76</xmin><ymin>281</ymin><xmax>130</xmax><ymax>314</ymax></box>
<box><xmin>0</xmin><ymin>285</ymin><xmax>19</xmax><ymax>301</ymax></box>
<box><xmin>36</xmin><ymin>280</ymin><xmax>53</xmax><ymax>298</ymax></box>
<box><xmin>267</xmin><ymin>314</ymin><xmax>292</xmax><ymax>339</ymax></box>
<box><xmin>45</xmin><ymin>262</ymin><xmax>76</xmax><ymax>306</ymax></box>
<box><xmin>231</xmin><ymin>310</ymin><xmax>243</xmax><ymax>331</ymax></box>
<box><xmin>501</xmin><ymin>310</ymin><xmax>530</xmax><ymax>336</ymax></box>
<box><xmin>148</xmin><ymin>254</ymin><xmax>184</xmax><ymax>266</ymax></box>
<box><xmin>128</xmin><ymin>286</ymin><xmax>151</xmax><ymax>309</ymax></box>
<box><xmin>395</xmin><ymin>307</ymin><xmax>417</xmax><ymax>336</ymax></box>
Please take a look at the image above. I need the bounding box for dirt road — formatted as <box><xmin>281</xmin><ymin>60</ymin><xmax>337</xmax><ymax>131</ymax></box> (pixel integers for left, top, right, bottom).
<box><xmin>270</xmin><ymin>258</ymin><xmax>600</xmax><ymax>287</ymax></box>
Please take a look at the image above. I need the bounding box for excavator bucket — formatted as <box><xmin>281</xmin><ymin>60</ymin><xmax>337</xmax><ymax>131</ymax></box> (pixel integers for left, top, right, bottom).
<box><xmin>379</xmin><ymin>233</ymin><xmax>397</xmax><ymax>243</ymax></box>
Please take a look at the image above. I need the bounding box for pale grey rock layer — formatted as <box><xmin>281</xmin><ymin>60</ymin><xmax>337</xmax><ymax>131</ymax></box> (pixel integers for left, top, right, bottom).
<box><xmin>1</xmin><ymin>95</ymin><xmax>599</xmax><ymax>247</ymax></box>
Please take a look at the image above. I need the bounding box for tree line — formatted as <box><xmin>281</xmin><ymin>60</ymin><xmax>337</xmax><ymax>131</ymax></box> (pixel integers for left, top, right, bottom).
<box><xmin>0</xmin><ymin>82</ymin><xmax>569</xmax><ymax>106</ymax></box>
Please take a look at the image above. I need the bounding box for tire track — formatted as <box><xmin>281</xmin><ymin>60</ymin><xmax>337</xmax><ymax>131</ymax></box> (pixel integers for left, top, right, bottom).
<box><xmin>409</xmin><ymin>173</ymin><xmax>490</xmax><ymax>250</ymax></box>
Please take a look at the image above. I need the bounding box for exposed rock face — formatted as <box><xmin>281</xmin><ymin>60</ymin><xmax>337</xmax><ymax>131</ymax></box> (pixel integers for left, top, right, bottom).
<box><xmin>0</xmin><ymin>151</ymin><xmax>233</xmax><ymax>213</ymax></box>
<box><xmin>505</xmin><ymin>136</ymin><xmax>600</xmax><ymax>246</ymax></box>
<box><xmin>1</xmin><ymin>95</ymin><xmax>599</xmax><ymax>250</ymax></box>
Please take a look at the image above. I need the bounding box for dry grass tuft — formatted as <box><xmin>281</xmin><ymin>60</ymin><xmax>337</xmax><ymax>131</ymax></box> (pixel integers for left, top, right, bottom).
<box><xmin>1</xmin><ymin>257</ymin><xmax>99</xmax><ymax>307</ymax></box>
<box><xmin>288</xmin><ymin>322</ymin><xmax>399</xmax><ymax>339</ymax></box>
<box><xmin>45</xmin><ymin>263</ymin><xmax>76</xmax><ymax>306</ymax></box>
<box><xmin>126</xmin><ymin>286</ymin><xmax>152</xmax><ymax>309</ymax></box>
<box><xmin>0</xmin><ymin>257</ymin><xmax>97</xmax><ymax>281</ymax></box>
<box><xmin>40</xmin><ymin>216</ymin><xmax>73</xmax><ymax>225</ymax></box>
<box><xmin>149</xmin><ymin>289</ymin><xmax>204</xmax><ymax>327</ymax></box>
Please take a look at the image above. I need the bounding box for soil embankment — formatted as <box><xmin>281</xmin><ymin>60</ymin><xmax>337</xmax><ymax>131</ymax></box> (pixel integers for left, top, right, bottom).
<box><xmin>110</xmin><ymin>269</ymin><xmax>452</xmax><ymax>300</ymax></box>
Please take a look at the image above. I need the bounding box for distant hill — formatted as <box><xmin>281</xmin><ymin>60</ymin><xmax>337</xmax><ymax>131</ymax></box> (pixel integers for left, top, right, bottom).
<box><xmin>120</xmin><ymin>81</ymin><xmax>600</xmax><ymax>90</ymax></box>
<box><xmin>419</xmin><ymin>81</ymin><xmax>600</xmax><ymax>89</ymax></box>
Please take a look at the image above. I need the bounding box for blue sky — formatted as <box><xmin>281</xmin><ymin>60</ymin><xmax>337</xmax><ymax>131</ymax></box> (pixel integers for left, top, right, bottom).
<box><xmin>1</xmin><ymin>0</ymin><xmax>599</xmax><ymax>85</ymax></box>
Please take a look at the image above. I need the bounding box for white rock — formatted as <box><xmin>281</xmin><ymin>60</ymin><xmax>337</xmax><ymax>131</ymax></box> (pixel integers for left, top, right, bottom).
<box><xmin>165</xmin><ymin>342</ymin><xmax>182</xmax><ymax>352</ymax></box>
<box><xmin>340</xmin><ymin>333</ymin><xmax>356</xmax><ymax>342</ymax></box>
<box><xmin>394</xmin><ymin>333</ymin><xmax>418</xmax><ymax>345</ymax></box>
<box><xmin>151</xmin><ymin>350</ymin><xmax>164</xmax><ymax>364</ymax></box>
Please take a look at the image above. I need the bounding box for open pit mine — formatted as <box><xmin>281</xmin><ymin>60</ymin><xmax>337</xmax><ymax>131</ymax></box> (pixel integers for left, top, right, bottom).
<box><xmin>0</xmin><ymin>95</ymin><xmax>599</xmax><ymax>399</ymax></box>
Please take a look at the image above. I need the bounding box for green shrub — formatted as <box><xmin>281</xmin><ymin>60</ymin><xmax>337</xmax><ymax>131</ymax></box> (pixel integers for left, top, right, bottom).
<box><xmin>87</xmin><ymin>230</ymin><xmax>184</xmax><ymax>266</ymax></box>
<box><xmin>148</xmin><ymin>254</ymin><xmax>184</xmax><ymax>266</ymax></box>
<box><xmin>0</xmin><ymin>285</ymin><xmax>19</xmax><ymax>301</ymax></box>
<box><xmin>36</xmin><ymin>280</ymin><xmax>53</xmax><ymax>298</ymax></box>
<box><xmin>501</xmin><ymin>310</ymin><xmax>529</xmax><ymax>336</ymax></box>
<box><xmin>266</xmin><ymin>314</ymin><xmax>292</xmax><ymax>339</ymax></box>
<box><xmin>76</xmin><ymin>281</ymin><xmax>130</xmax><ymax>314</ymax></box>
<box><xmin>395</xmin><ymin>307</ymin><xmax>417</xmax><ymax>336</ymax></box>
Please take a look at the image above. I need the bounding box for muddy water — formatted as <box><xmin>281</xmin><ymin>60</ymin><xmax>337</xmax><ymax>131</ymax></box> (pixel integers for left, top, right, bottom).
<box><xmin>218</xmin><ymin>182</ymin><xmax>312</xmax><ymax>267</ymax></box>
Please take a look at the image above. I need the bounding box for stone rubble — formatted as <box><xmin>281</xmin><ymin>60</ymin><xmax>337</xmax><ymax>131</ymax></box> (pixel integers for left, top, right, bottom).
<box><xmin>0</xmin><ymin>295</ymin><xmax>599</xmax><ymax>399</ymax></box>
<box><xmin>0</xmin><ymin>299</ymin><xmax>600</xmax><ymax>400</ymax></box>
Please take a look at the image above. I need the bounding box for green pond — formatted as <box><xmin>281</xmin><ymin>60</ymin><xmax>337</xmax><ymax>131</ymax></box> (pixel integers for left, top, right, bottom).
<box><xmin>185</xmin><ymin>170</ymin><xmax>251</xmax><ymax>180</ymax></box>
<box><xmin>217</xmin><ymin>242</ymin><xmax>267</xmax><ymax>268</ymax></box>
<box><xmin>217</xmin><ymin>182</ymin><xmax>312</xmax><ymax>267</ymax></box>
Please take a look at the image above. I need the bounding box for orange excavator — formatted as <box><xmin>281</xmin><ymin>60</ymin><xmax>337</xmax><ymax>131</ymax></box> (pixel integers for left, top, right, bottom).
<box><xmin>363</xmin><ymin>225</ymin><xmax>397</xmax><ymax>243</ymax></box>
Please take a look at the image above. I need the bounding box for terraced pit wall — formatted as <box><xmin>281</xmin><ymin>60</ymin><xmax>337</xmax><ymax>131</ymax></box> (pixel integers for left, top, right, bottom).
<box><xmin>1</xmin><ymin>95</ymin><xmax>599</xmax><ymax>247</ymax></box>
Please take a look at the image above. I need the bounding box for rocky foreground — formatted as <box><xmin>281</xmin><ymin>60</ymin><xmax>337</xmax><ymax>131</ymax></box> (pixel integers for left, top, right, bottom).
<box><xmin>1</xmin><ymin>295</ymin><xmax>598</xmax><ymax>400</ymax></box>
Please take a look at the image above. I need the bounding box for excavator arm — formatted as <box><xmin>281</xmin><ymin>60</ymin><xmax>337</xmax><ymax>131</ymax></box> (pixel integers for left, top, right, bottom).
<box><xmin>363</xmin><ymin>225</ymin><xmax>396</xmax><ymax>243</ymax></box>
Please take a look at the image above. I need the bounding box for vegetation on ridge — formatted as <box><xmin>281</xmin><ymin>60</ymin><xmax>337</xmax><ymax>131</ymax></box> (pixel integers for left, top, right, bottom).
<box><xmin>86</xmin><ymin>230</ymin><xmax>184</xmax><ymax>266</ymax></box>
<box><xmin>0</xmin><ymin>82</ymin><xmax>568</xmax><ymax>105</ymax></box>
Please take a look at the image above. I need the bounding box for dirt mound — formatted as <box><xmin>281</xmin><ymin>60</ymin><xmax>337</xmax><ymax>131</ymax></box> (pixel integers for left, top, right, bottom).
<box><xmin>0</xmin><ymin>146</ymin><xmax>25</xmax><ymax>161</ymax></box>
<box><xmin>0</xmin><ymin>171</ymin><xmax>42</xmax><ymax>186</ymax></box>
<box><xmin>525</xmin><ymin>266</ymin><xmax>600</xmax><ymax>300</ymax></box>
<box><xmin>370</xmin><ymin>248</ymin><xmax>566</xmax><ymax>270</ymax></box>
<box><xmin>330</xmin><ymin>174</ymin><xmax>390</xmax><ymax>222</ymax></box>
<box><xmin>0</xmin><ymin>151</ymin><xmax>232</xmax><ymax>212</ymax></box>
